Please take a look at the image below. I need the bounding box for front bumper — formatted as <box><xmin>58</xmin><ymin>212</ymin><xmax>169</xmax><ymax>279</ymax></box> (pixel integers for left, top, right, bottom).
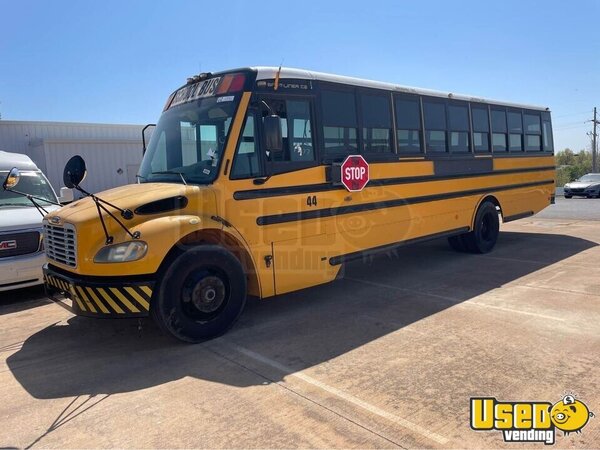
<box><xmin>564</xmin><ymin>189</ymin><xmax>599</xmax><ymax>197</ymax></box>
<box><xmin>43</xmin><ymin>264</ymin><xmax>154</xmax><ymax>318</ymax></box>
<box><xmin>0</xmin><ymin>252</ymin><xmax>45</xmax><ymax>291</ymax></box>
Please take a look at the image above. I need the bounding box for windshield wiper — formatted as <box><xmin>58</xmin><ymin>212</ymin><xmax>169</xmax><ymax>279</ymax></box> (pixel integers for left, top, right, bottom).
<box><xmin>149</xmin><ymin>171</ymin><xmax>187</xmax><ymax>185</ymax></box>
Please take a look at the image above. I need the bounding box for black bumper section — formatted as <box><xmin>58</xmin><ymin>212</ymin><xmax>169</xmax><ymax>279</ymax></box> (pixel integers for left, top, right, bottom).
<box><xmin>43</xmin><ymin>265</ymin><xmax>154</xmax><ymax>318</ymax></box>
<box><xmin>565</xmin><ymin>192</ymin><xmax>597</xmax><ymax>197</ymax></box>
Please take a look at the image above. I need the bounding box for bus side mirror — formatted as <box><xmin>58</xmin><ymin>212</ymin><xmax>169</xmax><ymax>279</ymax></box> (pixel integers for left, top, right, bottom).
<box><xmin>264</xmin><ymin>115</ymin><xmax>283</xmax><ymax>153</ymax></box>
<box><xmin>63</xmin><ymin>155</ymin><xmax>87</xmax><ymax>188</ymax></box>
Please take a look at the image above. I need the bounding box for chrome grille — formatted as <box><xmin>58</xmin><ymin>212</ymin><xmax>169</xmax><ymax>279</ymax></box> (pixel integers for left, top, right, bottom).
<box><xmin>43</xmin><ymin>222</ymin><xmax>77</xmax><ymax>267</ymax></box>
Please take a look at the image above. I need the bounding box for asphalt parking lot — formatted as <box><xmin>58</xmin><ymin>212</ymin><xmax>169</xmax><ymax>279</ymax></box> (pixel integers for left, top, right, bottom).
<box><xmin>1</xmin><ymin>197</ymin><xmax>599</xmax><ymax>449</ymax></box>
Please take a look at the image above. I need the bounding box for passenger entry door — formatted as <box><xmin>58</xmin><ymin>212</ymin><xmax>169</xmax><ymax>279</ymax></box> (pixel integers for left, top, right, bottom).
<box><xmin>262</xmin><ymin>97</ymin><xmax>337</xmax><ymax>294</ymax></box>
<box><xmin>225</xmin><ymin>96</ymin><xmax>336</xmax><ymax>296</ymax></box>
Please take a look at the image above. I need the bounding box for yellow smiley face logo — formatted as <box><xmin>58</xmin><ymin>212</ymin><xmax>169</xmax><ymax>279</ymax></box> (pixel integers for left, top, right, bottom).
<box><xmin>550</xmin><ymin>395</ymin><xmax>594</xmax><ymax>435</ymax></box>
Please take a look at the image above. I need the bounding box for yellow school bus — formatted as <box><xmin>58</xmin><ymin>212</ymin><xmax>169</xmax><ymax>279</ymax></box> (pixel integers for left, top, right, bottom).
<box><xmin>41</xmin><ymin>67</ymin><xmax>555</xmax><ymax>342</ymax></box>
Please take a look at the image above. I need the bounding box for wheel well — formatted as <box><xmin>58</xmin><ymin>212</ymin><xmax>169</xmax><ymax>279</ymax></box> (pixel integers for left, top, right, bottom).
<box><xmin>472</xmin><ymin>195</ymin><xmax>503</xmax><ymax>228</ymax></box>
<box><xmin>156</xmin><ymin>229</ymin><xmax>260</xmax><ymax>298</ymax></box>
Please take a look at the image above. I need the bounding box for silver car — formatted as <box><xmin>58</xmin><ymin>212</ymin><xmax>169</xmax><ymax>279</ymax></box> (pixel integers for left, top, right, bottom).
<box><xmin>564</xmin><ymin>173</ymin><xmax>600</xmax><ymax>199</ymax></box>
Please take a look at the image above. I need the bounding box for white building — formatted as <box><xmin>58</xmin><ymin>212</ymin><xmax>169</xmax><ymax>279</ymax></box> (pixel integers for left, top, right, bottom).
<box><xmin>0</xmin><ymin>120</ymin><xmax>151</xmax><ymax>193</ymax></box>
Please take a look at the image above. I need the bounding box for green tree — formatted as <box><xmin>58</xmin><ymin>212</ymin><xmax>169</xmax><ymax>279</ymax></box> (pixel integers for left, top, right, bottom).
<box><xmin>556</xmin><ymin>148</ymin><xmax>576</xmax><ymax>166</ymax></box>
<box><xmin>554</xmin><ymin>149</ymin><xmax>592</xmax><ymax>186</ymax></box>
<box><xmin>557</xmin><ymin>167</ymin><xmax>571</xmax><ymax>187</ymax></box>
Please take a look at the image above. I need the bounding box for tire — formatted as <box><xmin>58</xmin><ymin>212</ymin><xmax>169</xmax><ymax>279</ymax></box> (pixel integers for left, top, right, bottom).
<box><xmin>151</xmin><ymin>245</ymin><xmax>247</xmax><ymax>343</ymax></box>
<box><xmin>461</xmin><ymin>201</ymin><xmax>500</xmax><ymax>254</ymax></box>
<box><xmin>565</xmin><ymin>195</ymin><xmax>572</xmax><ymax>199</ymax></box>
<box><xmin>447</xmin><ymin>234</ymin><xmax>467</xmax><ymax>252</ymax></box>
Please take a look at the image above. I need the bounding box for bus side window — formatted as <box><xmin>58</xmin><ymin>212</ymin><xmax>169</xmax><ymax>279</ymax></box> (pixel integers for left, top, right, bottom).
<box><xmin>541</xmin><ymin>112</ymin><xmax>553</xmax><ymax>152</ymax></box>
<box><xmin>361</xmin><ymin>93</ymin><xmax>392</xmax><ymax>153</ymax></box>
<box><xmin>491</xmin><ymin>108</ymin><xmax>508</xmax><ymax>152</ymax></box>
<box><xmin>230</xmin><ymin>114</ymin><xmax>262</xmax><ymax>179</ymax></box>
<box><xmin>395</xmin><ymin>95</ymin><xmax>422</xmax><ymax>153</ymax></box>
<box><xmin>507</xmin><ymin>110</ymin><xmax>523</xmax><ymax>152</ymax></box>
<box><xmin>447</xmin><ymin>102</ymin><xmax>470</xmax><ymax>153</ymax></box>
<box><xmin>288</xmin><ymin>100</ymin><xmax>314</xmax><ymax>162</ymax></box>
<box><xmin>524</xmin><ymin>112</ymin><xmax>542</xmax><ymax>151</ymax></box>
<box><xmin>423</xmin><ymin>100</ymin><xmax>447</xmax><ymax>152</ymax></box>
<box><xmin>471</xmin><ymin>105</ymin><xmax>490</xmax><ymax>152</ymax></box>
<box><xmin>260</xmin><ymin>98</ymin><xmax>315</xmax><ymax>163</ymax></box>
<box><xmin>321</xmin><ymin>89</ymin><xmax>358</xmax><ymax>158</ymax></box>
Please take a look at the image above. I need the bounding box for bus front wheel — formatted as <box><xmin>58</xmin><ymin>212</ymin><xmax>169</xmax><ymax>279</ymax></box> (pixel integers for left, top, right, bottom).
<box><xmin>152</xmin><ymin>245</ymin><xmax>247</xmax><ymax>343</ymax></box>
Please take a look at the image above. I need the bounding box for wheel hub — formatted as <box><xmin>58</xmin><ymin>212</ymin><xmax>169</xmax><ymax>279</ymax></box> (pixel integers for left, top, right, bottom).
<box><xmin>190</xmin><ymin>276</ymin><xmax>226</xmax><ymax>313</ymax></box>
<box><xmin>481</xmin><ymin>214</ymin><xmax>494</xmax><ymax>241</ymax></box>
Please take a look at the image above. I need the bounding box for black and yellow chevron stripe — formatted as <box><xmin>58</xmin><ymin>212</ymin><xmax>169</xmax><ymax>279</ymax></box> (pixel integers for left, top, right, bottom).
<box><xmin>45</xmin><ymin>274</ymin><xmax>152</xmax><ymax>317</ymax></box>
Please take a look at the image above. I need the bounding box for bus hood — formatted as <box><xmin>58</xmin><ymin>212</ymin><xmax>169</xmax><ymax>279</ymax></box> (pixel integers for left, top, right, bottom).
<box><xmin>43</xmin><ymin>183</ymin><xmax>219</xmax><ymax>276</ymax></box>
<box><xmin>48</xmin><ymin>183</ymin><xmax>211</xmax><ymax>224</ymax></box>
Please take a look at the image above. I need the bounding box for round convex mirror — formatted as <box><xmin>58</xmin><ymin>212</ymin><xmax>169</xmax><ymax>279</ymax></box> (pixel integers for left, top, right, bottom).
<box><xmin>63</xmin><ymin>155</ymin><xmax>87</xmax><ymax>188</ymax></box>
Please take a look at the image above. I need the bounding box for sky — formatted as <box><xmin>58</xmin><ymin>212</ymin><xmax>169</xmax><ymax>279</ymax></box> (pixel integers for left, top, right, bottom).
<box><xmin>1</xmin><ymin>0</ymin><xmax>599</xmax><ymax>152</ymax></box>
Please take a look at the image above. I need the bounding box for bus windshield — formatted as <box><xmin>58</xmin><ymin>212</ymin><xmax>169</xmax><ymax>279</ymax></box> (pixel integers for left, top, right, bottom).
<box><xmin>579</xmin><ymin>174</ymin><xmax>600</xmax><ymax>182</ymax></box>
<box><xmin>138</xmin><ymin>95</ymin><xmax>240</xmax><ymax>185</ymax></box>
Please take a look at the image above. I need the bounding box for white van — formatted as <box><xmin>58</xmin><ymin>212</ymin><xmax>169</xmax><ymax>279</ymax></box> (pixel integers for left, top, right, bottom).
<box><xmin>0</xmin><ymin>151</ymin><xmax>71</xmax><ymax>291</ymax></box>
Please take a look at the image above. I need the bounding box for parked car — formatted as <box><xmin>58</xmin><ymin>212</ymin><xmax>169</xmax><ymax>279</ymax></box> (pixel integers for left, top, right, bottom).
<box><xmin>563</xmin><ymin>173</ymin><xmax>600</xmax><ymax>199</ymax></box>
<box><xmin>0</xmin><ymin>151</ymin><xmax>72</xmax><ymax>291</ymax></box>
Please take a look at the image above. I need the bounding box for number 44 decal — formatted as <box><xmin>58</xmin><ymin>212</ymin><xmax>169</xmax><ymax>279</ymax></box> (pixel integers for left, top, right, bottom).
<box><xmin>306</xmin><ymin>195</ymin><xmax>317</xmax><ymax>207</ymax></box>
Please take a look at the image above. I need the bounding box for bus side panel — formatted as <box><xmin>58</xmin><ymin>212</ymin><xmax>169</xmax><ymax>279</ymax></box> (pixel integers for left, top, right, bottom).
<box><xmin>273</xmin><ymin>233</ymin><xmax>340</xmax><ymax>295</ymax></box>
<box><xmin>494</xmin><ymin>184</ymin><xmax>554</xmax><ymax>220</ymax></box>
<box><xmin>249</xmin><ymin>242</ymin><xmax>277</xmax><ymax>298</ymax></box>
<box><xmin>330</xmin><ymin>196</ymin><xmax>475</xmax><ymax>256</ymax></box>
<box><xmin>492</xmin><ymin>156</ymin><xmax>555</xmax><ymax>219</ymax></box>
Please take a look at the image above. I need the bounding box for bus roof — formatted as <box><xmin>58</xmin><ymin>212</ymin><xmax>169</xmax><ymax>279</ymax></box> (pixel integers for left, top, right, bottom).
<box><xmin>252</xmin><ymin>66</ymin><xmax>550</xmax><ymax>112</ymax></box>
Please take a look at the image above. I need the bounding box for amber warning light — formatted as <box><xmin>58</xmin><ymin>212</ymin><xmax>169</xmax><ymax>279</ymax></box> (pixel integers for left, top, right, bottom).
<box><xmin>215</xmin><ymin>73</ymin><xmax>245</xmax><ymax>95</ymax></box>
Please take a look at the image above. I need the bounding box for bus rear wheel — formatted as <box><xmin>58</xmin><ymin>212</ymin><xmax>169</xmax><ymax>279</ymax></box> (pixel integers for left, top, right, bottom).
<box><xmin>462</xmin><ymin>201</ymin><xmax>500</xmax><ymax>254</ymax></box>
<box><xmin>152</xmin><ymin>245</ymin><xmax>247</xmax><ymax>343</ymax></box>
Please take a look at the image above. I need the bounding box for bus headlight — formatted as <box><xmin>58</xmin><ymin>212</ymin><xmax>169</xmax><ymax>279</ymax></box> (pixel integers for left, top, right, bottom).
<box><xmin>94</xmin><ymin>241</ymin><xmax>148</xmax><ymax>263</ymax></box>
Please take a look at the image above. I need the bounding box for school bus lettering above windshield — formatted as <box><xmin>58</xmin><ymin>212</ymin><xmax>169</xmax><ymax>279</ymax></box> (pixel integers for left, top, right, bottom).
<box><xmin>170</xmin><ymin>77</ymin><xmax>222</xmax><ymax>107</ymax></box>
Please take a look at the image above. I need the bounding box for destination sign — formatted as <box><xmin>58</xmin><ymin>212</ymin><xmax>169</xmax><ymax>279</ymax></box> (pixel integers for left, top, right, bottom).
<box><xmin>170</xmin><ymin>77</ymin><xmax>222</xmax><ymax>107</ymax></box>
